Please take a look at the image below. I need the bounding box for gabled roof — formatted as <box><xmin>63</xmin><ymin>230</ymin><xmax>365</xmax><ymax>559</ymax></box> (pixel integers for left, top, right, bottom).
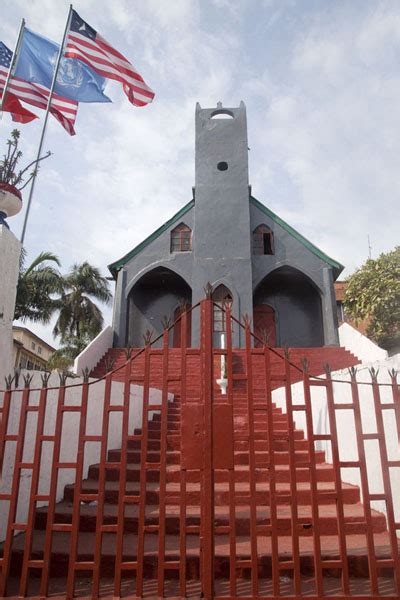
<box><xmin>250</xmin><ymin>196</ymin><xmax>344</xmax><ymax>278</ymax></box>
<box><xmin>108</xmin><ymin>199</ymin><xmax>194</xmax><ymax>278</ymax></box>
<box><xmin>108</xmin><ymin>195</ymin><xmax>344</xmax><ymax>280</ymax></box>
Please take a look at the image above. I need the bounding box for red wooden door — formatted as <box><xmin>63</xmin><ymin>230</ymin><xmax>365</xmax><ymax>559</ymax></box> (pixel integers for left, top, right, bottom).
<box><xmin>253</xmin><ymin>304</ymin><xmax>276</xmax><ymax>347</ymax></box>
<box><xmin>173</xmin><ymin>305</ymin><xmax>192</xmax><ymax>347</ymax></box>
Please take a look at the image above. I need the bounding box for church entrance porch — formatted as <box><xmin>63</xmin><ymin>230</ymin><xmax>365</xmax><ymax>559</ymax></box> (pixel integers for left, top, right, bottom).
<box><xmin>127</xmin><ymin>266</ymin><xmax>192</xmax><ymax>347</ymax></box>
<box><xmin>254</xmin><ymin>266</ymin><xmax>324</xmax><ymax>347</ymax></box>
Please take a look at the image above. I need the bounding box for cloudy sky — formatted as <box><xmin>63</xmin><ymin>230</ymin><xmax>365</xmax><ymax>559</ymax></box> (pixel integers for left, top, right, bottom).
<box><xmin>2</xmin><ymin>0</ymin><xmax>399</xmax><ymax>347</ymax></box>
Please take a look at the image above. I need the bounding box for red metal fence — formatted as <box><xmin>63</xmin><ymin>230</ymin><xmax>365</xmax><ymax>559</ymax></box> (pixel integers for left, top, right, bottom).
<box><xmin>0</xmin><ymin>297</ymin><xmax>399</xmax><ymax>598</ymax></box>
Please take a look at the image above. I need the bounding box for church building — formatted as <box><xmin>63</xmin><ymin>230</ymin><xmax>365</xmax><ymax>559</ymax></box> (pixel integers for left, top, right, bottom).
<box><xmin>109</xmin><ymin>102</ymin><xmax>342</xmax><ymax>348</ymax></box>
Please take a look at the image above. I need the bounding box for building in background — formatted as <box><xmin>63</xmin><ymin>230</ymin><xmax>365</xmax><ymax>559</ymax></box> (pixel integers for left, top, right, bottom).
<box><xmin>12</xmin><ymin>326</ymin><xmax>55</xmax><ymax>371</ymax></box>
<box><xmin>334</xmin><ymin>281</ymin><xmax>368</xmax><ymax>335</ymax></box>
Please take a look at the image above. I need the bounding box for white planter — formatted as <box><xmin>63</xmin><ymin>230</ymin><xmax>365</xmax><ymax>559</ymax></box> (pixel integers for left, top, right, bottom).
<box><xmin>0</xmin><ymin>184</ymin><xmax>22</xmax><ymax>221</ymax></box>
<box><xmin>216</xmin><ymin>377</ymin><xmax>228</xmax><ymax>395</ymax></box>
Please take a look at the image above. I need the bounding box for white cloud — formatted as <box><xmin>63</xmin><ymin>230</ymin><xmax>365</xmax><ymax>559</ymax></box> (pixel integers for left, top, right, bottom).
<box><xmin>245</xmin><ymin>2</ymin><xmax>400</xmax><ymax>272</ymax></box>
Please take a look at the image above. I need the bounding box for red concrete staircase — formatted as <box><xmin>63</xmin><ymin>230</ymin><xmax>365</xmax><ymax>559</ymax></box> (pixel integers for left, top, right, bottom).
<box><xmin>8</xmin><ymin>393</ymin><xmax>391</xmax><ymax>581</ymax></box>
<box><xmin>6</xmin><ymin>346</ymin><xmax>395</xmax><ymax>595</ymax></box>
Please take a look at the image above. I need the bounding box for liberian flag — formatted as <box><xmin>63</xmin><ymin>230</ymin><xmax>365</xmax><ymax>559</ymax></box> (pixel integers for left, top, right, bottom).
<box><xmin>64</xmin><ymin>10</ymin><xmax>155</xmax><ymax>107</ymax></box>
<box><xmin>0</xmin><ymin>90</ymin><xmax>38</xmax><ymax>123</ymax></box>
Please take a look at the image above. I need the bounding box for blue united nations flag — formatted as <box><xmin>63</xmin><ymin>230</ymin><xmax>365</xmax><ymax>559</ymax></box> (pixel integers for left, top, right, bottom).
<box><xmin>15</xmin><ymin>28</ymin><xmax>111</xmax><ymax>103</ymax></box>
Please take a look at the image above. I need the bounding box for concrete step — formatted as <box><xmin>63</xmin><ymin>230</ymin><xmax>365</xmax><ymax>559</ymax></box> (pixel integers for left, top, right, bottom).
<box><xmin>63</xmin><ymin>479</ymin><xmax>361</xmax><ymax>506</ymax></box>
<box><xmin>234</xmin><ymin>450</ymin><xmax>326</xmax><ymax>465</ymax></box>
<box><xmin>107</xmin><ymin>449</ymin><xmax>181</xmax><ymax>464</ymax></box>
<box><xmin>107</xmin><ymin>447</ymin><xmax>322</xmax><ymax>466</ymax></box>
<box><xmin>87</xmin><ymin>463</ymin><xmax>336</xmax><ymax>485</ymax></box>
<box><xmin>7</xmin><ymin>530</ymin><xmax>393</xmax><ymax>580</ymax></box>
<box><xmin>122</xmin><ymin>437</ymin><xmax>311</xmax><ymax>452</ymax></box>
<box><xmin>33</xmin><ymin>501</ymin><xmax>387</xmax><ymax>536</ymax></box>
<box><xmin>135</xmin><ymin>427</ymin><xmax>306</xmax><ymax>440</ymax></box>
<box><xmin>6</xmin><ymin>575</ymin><xmax>396</xmax><ymax>598</ymax></box>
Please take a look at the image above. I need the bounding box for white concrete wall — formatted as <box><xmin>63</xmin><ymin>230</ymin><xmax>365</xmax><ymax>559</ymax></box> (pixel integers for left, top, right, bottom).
<box><xmin>339</xmin><ymin>321</ymin><xmax>388</xmax><ymax>363</ymax></box>
<box><xmin>272</xmin><ymin>354</ymin><xmax>400</xmax><ymax>529</ymax></box>
<box><xmin>0</xmin><ymin>226</ymin><xmax>21</xmax><ymax>384</ymax></box>
<box><xmin>73</xmin><ymin>325</ymin><xmax>114</xmax><ymax>375</ymax></box>
<box><xmin>0</xmin><ymin>371</ymin><xmax>172</xmax><ymax>542</ymax></box>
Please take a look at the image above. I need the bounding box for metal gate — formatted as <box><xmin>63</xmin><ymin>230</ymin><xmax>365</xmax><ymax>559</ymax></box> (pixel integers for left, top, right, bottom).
<box><xmin>0</xmin><ymin>296</ymin><xmax>399</xmax><ymax>598</ymax></box>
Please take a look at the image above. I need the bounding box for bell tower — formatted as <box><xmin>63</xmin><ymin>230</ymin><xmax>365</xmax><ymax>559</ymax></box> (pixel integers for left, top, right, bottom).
<box><xmin>194</xmin><ymin>101</ymin><xmax>251</xmax><ymax>258</ymax></box>
<box><xmin>192</xmin><ymin>101</ymin><xmax>253</xmax><ymax>344</ymax></box>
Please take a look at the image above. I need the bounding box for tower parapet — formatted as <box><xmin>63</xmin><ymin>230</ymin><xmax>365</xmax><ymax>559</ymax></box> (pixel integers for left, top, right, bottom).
<box><xmin>195</xmin><ymin>101</ymin><xmax>249</xmax><ymax>189</ymax></box>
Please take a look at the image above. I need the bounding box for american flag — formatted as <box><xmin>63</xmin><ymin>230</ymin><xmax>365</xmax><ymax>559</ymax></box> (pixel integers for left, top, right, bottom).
<box><xmin>65</xmin><ymin>10</ymin><xmax>154</xmax><ymax>107</ymax></box>
<box><xmin>0</xmin><ymin>42</ymin><xmax>78</xmax><ymax>135</ymax></box>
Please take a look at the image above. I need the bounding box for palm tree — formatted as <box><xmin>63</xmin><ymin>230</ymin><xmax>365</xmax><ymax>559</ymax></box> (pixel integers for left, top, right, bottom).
<box><xmin>53</xmin><ymin>262</ymin><xmax>112</xmax><ymax>343</ymax></box>
<box><xmin>47</xmin><ymin>335</ymin><xmax>90</xmax><ymax>372</ymax></box>
<box><xmin>14</xmin><ymin>250</ymin><xmax>63</xmax><ymax>323</ymax></box>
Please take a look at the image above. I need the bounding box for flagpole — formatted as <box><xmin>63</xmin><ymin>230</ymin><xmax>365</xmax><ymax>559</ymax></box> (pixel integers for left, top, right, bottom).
<box><xmin>0</xmin><ymin>18</ymin><xmax>25</xmax><ymax>113</ymax></box>
<box><xmin>20</xmin><ymin>4</ymin><xmax>73</xmax><ymax>245</ymax></box>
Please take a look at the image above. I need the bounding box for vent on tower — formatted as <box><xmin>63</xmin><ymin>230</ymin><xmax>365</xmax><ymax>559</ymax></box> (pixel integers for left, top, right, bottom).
<box><xmin>211</xmin><ymin>110</ymin><xmax>234</xmax><ymax>119</ymax></box>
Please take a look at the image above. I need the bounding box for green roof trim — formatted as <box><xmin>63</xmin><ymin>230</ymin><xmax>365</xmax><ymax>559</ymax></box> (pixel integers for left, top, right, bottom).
<box><xmin>108</xmin><ymin>199</ymin><xmax>195</xmax><ymax>278</ymax></box>
<box><xmin>250</xmin><ymin>196</ymin><xmax>344</xmax><ymax>277</ymax></box>
<box><xmin>108</xmin><ymin>194</ymin><xmax>343</xmax><ymax>280</ymax></box>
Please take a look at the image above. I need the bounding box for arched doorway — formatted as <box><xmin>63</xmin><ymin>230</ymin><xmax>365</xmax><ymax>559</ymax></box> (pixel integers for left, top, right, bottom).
<box><xmin>254</xmin><ymin>266</ymin><xmax>324</xmax><ymax>347</ymax></box>
<box><xmin>253</xmin><ymin>304</ymin><xmax>276</xmax><ymax>347</ymax></box>
<box><xmin>212</xmin><ymin>284</ymin><xmax>233</xmax><ymax>347</ymax></box>
<box><xmin>127</xmin><ymin>267</ymin><xmax>192</xmax><ymax>347</ymax></box>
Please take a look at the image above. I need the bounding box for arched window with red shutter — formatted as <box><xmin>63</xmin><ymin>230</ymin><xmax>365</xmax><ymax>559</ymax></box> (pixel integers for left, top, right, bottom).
<box><xmin>253</xmin><ymin>224</ymin><xmax>274</xmax><ymax>255</ymax></box>
<box><xmin>170</xmin><ymin>223</ymin><xmax>192</xmax><ymax>252</ymax></box>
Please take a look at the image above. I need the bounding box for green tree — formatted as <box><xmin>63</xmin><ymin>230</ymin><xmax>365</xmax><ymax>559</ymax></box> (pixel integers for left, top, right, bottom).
<box><xmin>14</xmin><ymin>250</ymin><xmax>63</xmax><ymax>323</ymax></box>
<box><xmin>46</xmin><ymin>335</ymin><xmax>92</xmax><ymax>372</ymax></box>
<box><xmin>344</xmin><ymin>247</ymin><xmax>400</xmax><ymax>349</ymax></box>
<box><xmin>53</xmin><ymin>262</ymin><xmax>112</xmax><ymax>347</ymax></box>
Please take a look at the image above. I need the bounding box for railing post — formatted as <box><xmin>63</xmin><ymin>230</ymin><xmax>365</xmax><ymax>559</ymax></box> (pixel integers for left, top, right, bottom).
<box><xmin>244</xmin><ymin>317</ymin><xmax>259</xmax><ymax>597</ymax></box>
<box><xmin>0</xmin><ymin>385</ymin><xmax>12</xmax><ymax>476</ymax></box>
<box><xmin>136</xmin><ymin>341</ymin><xmax>151</xmax><ymax>597</ymax></box>
<box><xmin>179</xmin><ymin>308</ymin><xmax>188</xmax><ymax>597</ymax></box>
<box><xmin>200</xmin><ymin>295</ymin><xmax>214</xmax><ymax>599</ymax></box>
<box><xmin>348</xmin><ymin>368</ymin><xmax>378</xmax><ymax>594</ymax></box>
<box><xmin>0</xmin><ymin>383</ymin><xmax>31</xmax><ymax>597</ymax></box>
<box><xmin>370</xmin><ymin>369</ymin><xmax>400</xmax><ymax>593</ymax></box>
<box><xmin>225</xmin><ymin>304</ymin><xmax>238</xmax><ymax>597</ymax></box>
<box><xmin>389</xmin><ymin>369</ymin><xmax>400</xmax><ymax>445</ymax></box>
<box><xmin>157</xmin><ymin>327</ymin><xmax>170</xmax><ymax>597</ymax></box>
<box><xmin>114</xmin><ymin>349</ymin><xmax>135</xmax><ymax>596</ymax></box>
<box><xmin>283</xmin><ymin>349</ymin><xmax>301</xmax><ymax>593</ymax></box>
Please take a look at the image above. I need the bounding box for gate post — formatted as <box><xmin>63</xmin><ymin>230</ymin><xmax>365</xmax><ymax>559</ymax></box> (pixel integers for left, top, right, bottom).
<box><xmin>200</xmin><ymin>292</ymin><xmax>214</xmax><ymax>598</ymax></box>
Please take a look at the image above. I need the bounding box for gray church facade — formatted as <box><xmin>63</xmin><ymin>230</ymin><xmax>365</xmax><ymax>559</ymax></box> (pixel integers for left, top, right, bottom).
<box><xmin>109</xmin><ymin>102</ymin><xmax>342</xmax><ymax>349</ymax></box>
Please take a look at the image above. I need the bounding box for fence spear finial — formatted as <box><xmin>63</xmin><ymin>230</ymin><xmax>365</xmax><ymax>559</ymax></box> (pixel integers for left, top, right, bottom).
<box><xmin>41</xmin><ymin>372</ymin><xmax>51</xmax><ymax>388</ymax></box>
<box><xmin>4</xmin><ymin>374</ymin><xmax>14</xmax><ymax>390</ymax></box>
<box><xmin>204</xmin><ymin>282</ymin><xmax>213</xmax><ymax>298</ymax></box>
<box><xmin>143</xmin><ymin>329</ymin><xmax>154</xmax><ymax>345</ymax></box>
<box><xmin>23</xmin><ymin>373</ymin><xmax>34</xmax><ymax>388</ymax></box>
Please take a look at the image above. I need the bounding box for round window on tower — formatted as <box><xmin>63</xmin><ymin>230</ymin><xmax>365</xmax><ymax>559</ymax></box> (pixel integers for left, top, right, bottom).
<box><xmin>217</xmin><ymin>161</ymin><xmax>228</xmax><ymax>171</ymax></box>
